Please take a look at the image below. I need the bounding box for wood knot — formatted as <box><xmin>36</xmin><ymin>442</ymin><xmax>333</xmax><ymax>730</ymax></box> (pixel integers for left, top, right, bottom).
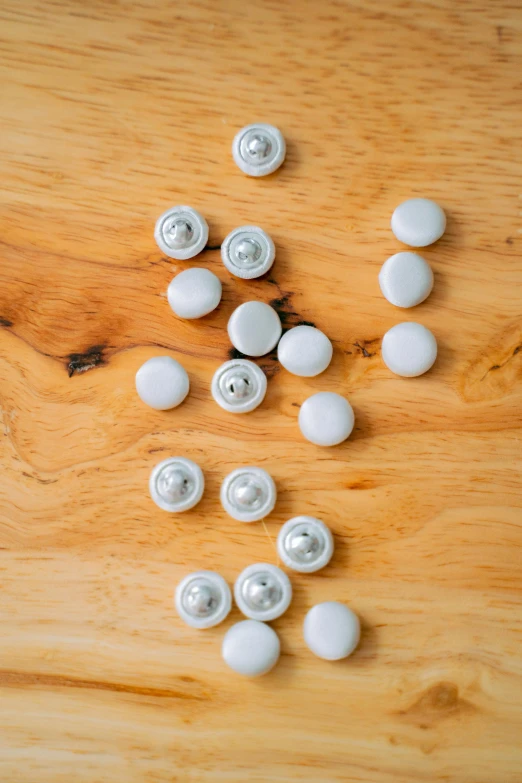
<box><xmin>67</xmin><ymin>345</ymin><xmax>105</xmax><ymax>377</ymax></box>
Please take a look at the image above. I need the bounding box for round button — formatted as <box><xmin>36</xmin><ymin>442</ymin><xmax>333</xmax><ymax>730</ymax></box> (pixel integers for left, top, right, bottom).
<box><xmin>277</xmin><ymin>516</ymin><xmax>334</xmax><ymax>573</ymax></box>
<box><xmin>154</xmin><ymin>206</ymin><xmax>209</xmax><ymax>260</ymax></box>
<box><xmin>277</xmin><ymin>325</ymin><xmax>333</xmax><ymax>377</ymax></box>
<box><xmin>211</xmin><ymin>359</ymin><xmax>267</xmax><ymax>414</ymax></box>
<box><xmin>234</xmin><ymin>563</ymin><xmax>292</xmax><ymax>622</ymax></box>
<box><xmin>298</xmin><ymin>392</ymin><xmax>355</xmax><ymax>447</ymax></box>
<box><xmin>232</xmin><ymin>123</ymin><xmax>286</xmax><ymax>177</ymax></box>
<box><xmin>135</xmin><ymin>356</ymin><xmax>189</xmax><ymax>410</ymax></box>
<box><xmin>167</xmin><ymin>268</ymin><xmax>222</xmax><ymax>319</ymax></box>
<box><xmin>381</xmin><ymin>322</ymin><xmax>437</xmax><ymax>377</ymax></box>
<box><xmin>149</xmin><ymin>457</ymin><xmax>204</xmax><ymax>512</ymax></box>
<box><xmin>304</xmin><ymin>602</ymin><xmax>360</xmax><ymax>660</ymax></box>
<box><xmin>379</xmin><ymin>252</ymin><xmax>434</xmax><ymax>308</ymax></box>
<box><xmin>221</xmin><ymin>467</ymin><xmax>276</xmax><ymax>522</ymax></box>
<box><xmin>221</xmin><ymin>226</ymin><xmax>275</xmax><ymax>279</ymax></box>
<box><xmin>222</xmin><ymin>620</ymin><xmax>280</xmax><ymax>677</ymax></box>
<box><xmin>228</xmin><ymin>301</ymin><xmax>282</xmax><ymax>357</ymax></box>
<box><xmin>175</xmin><ymin>571</ymin><xmax>231</xmax><ymax>629</ymax></box>
<box><xmin>391</xmin><ymin>198</ymin><xmax>446</xmax><ymax>247</ymax></box>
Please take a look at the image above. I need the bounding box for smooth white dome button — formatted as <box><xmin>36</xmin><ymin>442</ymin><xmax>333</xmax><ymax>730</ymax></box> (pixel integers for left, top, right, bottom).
<box><xmin>277</xmin><ymin>516</ymin><xmax>334</xmax><ymax>573</ymax></box>
<box><xmin>167</xmin><ymin>268</ymin><xmax>222</xmax><ymax>319</ymax></box>
<box><xmin>135</xmin><ymin>356</ymin><xmax>189</xmax><ymax>410</ymax></box>
<box><xmin>379</xmin><ymin>252</ymin><xmax>434</xmax><ymax>308</ymax></box>
<box><xmin>298</xmin><ymin>392</ymin><xmax>355</xmax><ymax>447</ymax></box>
<box><xmin>234</xmin><ymin>563</ymin><xmax>292</xmax><ymax>622</ymax></box>
<box><xmin>382</xmin><ymin>322</ymin><xmax>437</xmax><ymax>377</ymax></box>
<box><xmin>149</xmin><ymin>457</ymin><xmax>204</xmax><ymax>512</ymax></box>
<box><xmin>154</xmin><ymin>205</ymin><xmax>209</xmax><ymax>260</ymax></box>
<box><xmin>278</xmin><ymin>325</ymin><xmax>333</xmax><ymax>377</ymax></box>
<box><xmin>228</xmin><ymin>301</ymin><xmax>282</xmax><ymax>357</ymax></box>
<box><xmin>221</xmin><ymin>467</ymin><xmax>276</xmax><ymax>522</ymax></box>
<box><xmin>221</xmin><ymin>226</ymin><xmax>275</xmax><ymax>279</ymax></box>
<box><xmin>232</xmin><ymin>123</ymin><xmax>286</xmax><ymax>177</ymax></box>
<box><xmin>222</xmin><ymin>620</ymin><xmax>280</xmax><ymax>677</ymax></box>
<box><xmin>175</xmin><ymin>571</ymin><xmax>231</xmax><ymax>629</ymax></box>
<box><xmin>211</xmin><ymin>359</ymin><xmax>267</xmax><ymax>414</ymax></box>
<box><xmin>304</xmin><ymin>602</ymin><xmax>360</xmax><ymax>661</ymax></box>
<box><xmin>391</xmin><ymin>198</ymin><xmax>446</xmax><ymax>247</ymax></box>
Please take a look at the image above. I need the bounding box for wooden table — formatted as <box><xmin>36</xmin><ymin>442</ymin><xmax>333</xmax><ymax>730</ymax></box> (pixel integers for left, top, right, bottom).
<box><xmin>1</xmin><ymin>1</ymin><xmax>521</xmax><ymax>781</ymax></box>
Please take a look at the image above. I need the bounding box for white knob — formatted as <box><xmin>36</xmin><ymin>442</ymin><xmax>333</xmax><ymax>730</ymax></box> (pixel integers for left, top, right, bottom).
<box><xmin>222</xmin><ymin>620</ymin><xmax>280</xmax><ymax>676</ymax></box>
<box><xmin>303</xmin><ymin>602</ymin><xmax>360</xmax><ymax>660</ymax></box>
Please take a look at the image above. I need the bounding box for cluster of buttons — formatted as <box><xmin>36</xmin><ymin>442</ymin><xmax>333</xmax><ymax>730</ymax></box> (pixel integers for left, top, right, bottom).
<box><xmin>137</xmin><ymin>125</ymin><xmax>447</xmax><ymax>676</ymax></box>
<box><xmin>380</xmin><ymin>197</ymin><xmax>445</xmax><ymax>377</ymax></box>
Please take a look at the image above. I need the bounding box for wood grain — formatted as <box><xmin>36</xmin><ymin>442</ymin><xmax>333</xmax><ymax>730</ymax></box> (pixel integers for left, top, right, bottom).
<box><xmin>1</xmin><ymin>0</ymin><xmax>522</xmax><ymax>781</ymax></box>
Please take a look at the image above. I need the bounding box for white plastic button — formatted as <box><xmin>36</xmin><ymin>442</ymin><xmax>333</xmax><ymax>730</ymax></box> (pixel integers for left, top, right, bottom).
<box><xmin>227</xmin><ymin>301</ymin><xmax>282</xmax><ymax>357</ymax></box>
<box><xmin>154</xmin><ymin>205</ymin><xmax>209</xmax><ymax>260</ymax></box>
<box><xmin>382</xmin><ymin>322</ymin><xmax>437</xmax><ymax>377</ymax></box>
<box><xmin>298</xmin><ymin>392</ymin><xmax>354</xmax><ymax>447</ymax></box>
<box><xmin>232</xmin><ymin>123</ymin><xmax>286</xmax><ymax>177</ymax></box>
<box><xmin>167</xmin><ymin>268</ymin><xmax>222</xmax><ymax>319</ymax></box>
<box><xmin>222</xmin><ymin>620</ymin><xmax>280</xmax><ymax>677</ymax></box>
<box><xmin>303</xmin><ymin>602</ymin><xmax>360</xmax><ymax>660</ymax></box>
<box><xmin>221</xmin><ymin>467</ymin><xmax>276</xmax><ymax>522</ymax></box>
<box><xmin>211</xmin><ymin>359</ymin><xmax>267</xmax><ymax>414</ymax></box>
<box><xmin>391</xmin><ymin>198</ymin><xmax>446</xmax><ymax>247</ymax></box>
<box><xmin>234</xmin><ymin>563</ymin><xmax>292</xmax><ymax>622</ymax></box>
<box><xmin>379</xmin><ymin>252</ymin><xmax>434</xmax><ymax>308</ymax></box>
<box><xmin>277</xmin><ymin>325</ymin><xmax>333</xmax><ymax>377</ymax></box>
<box><xmin>175</xmin><ymin>571</ymin><xmax>231</xmax><ymax>629</ymax></box>
<box><xmin>149</xmin><ymin>457</ymin><xmax>204</xmax><ymax>512</ymax></box>
<box><xmin>277</xmin><ymin>516</ymin><xmax>334</xmax><ymax>573</ymax></box>
<box><xmin>221</xmin><ymin>226</ymin><xmax>275</xmax><ymax>279</ymax></box>
<box><xmin>135</xmin><ymin>356</ymin><xmax>189</xmax><ymax>410</ymax></box>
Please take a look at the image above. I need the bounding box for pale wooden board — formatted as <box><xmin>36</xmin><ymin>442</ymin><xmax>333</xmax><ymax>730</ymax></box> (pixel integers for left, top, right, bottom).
<box><xmin>1</xmin><ymin>0</ymin><xmax>522</xmax><ymax>781</ymax></box>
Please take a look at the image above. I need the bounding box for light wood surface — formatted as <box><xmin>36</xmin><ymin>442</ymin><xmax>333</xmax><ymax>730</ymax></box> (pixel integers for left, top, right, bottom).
<box><xmin>1</xmin><ymin>1</ymin><xmax>522</xmax><ymax>781</ymax></box>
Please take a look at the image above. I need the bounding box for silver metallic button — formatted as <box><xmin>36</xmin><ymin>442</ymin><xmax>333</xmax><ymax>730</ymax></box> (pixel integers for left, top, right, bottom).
<box><xmin>211</xmin><ymin>359</ymin><xmax>267</xmax><ymax>414</ymax></box>
<box><xmin>154</xmin><ymin>205</ymin><xmax>209</xmax><ymax>260</ymax></box>
<box><xmin>175</xmin><ymin>570</ymin><xmax>231</xmax><ymax>629</ymax></box>
<box><xmin>232</xmin><ymin>123</ymin><xmax>286</xmax><ymax>177</ymax></box>
<box><xmin>277</xmin><ymin>516</ymin><xmax>334</xmax><ymax>573</ymax></box>
<box><xmin>221</xmin><ymin>226</ymin><xmax>275</xmax><ymax>279</ymax></box>
<box><xmin>149</xmin><ymin>457</ymin><xmax>204</xmax><ymax>512</ymax></box>
<box><xmin>221</xmin><ymin>466</ymin><xmax>276</xmax><ymax>522</ymax></box>
<box><xmin>234</xmin><ymin>563</ymin><xmax>292</xmax><ymax>622</ymax></box>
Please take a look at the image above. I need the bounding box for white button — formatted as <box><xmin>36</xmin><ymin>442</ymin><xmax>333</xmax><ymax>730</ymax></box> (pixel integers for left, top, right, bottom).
<box><xmin>278</xmin><ymin>325</ymin><xmax>333</xmax><ymax>377</ymax></box>
<box><xmin>232</xmin><ymin>124</ymin><xmax>286</xmax><ymax>177</ymax></box>
<box><xmin>221</xmin><ymin>226</ymin><xmax>275</xmax><ymax>279</ymax></box>
<box><xmin>135</xmin><ymin>356</ymin><xmax>189</xmax><ymax>410</ymax></box>
<box><xmin>221</xmin><ymin>467</ymin><xmax>276</xmax><ymax>522</ymax></box>
<box><xmin>391</xmin><ymin>198</ymin><xmax>446</xmax><ymax>247</ymax></box>
<box><xmin>154</xmin><ymin>205</ymin><xmax>209</xmax><ymax>260</ymax></box>
<box><xmin>382</xmin><ymin>322</ymin><xmax>437</xmax><ymax>377</ymax></box>
<box><xmin>211</xmin><ymin>359</ymin><xmax>267</xmax><ymax>414</ymax></box>
<box><xmin>227</xmin><ymin>301</ymin><xmax>282</xmax><ymax>357</ymax></box>
<box><xmin>167</xmin><ymin>268</ymin><xmax>222</xmax><ymax>319</ymax></box>
<box><xmin>222</xmin><ymin>620</ymin><xmax>280</xmax><ymax>677</ymax></box>
<box><xmin>303</xmin><ymin>602</ymin><xmax>360</xmax><ymax>660</ymax></box>
<box><xmin>149</xmin><ymin>457</ymin><xmax>204</xmax><ymax>512</ymax></box>
<box><xmin>234</xmin><ymin>563</ymin><xmax>292</xmax><ymax>622</ymax></box>
<box><xmin>379</xmin><ymin>252</ymin><xmax>434</xmax><ymax>308</ymax></box>
<box><xmin>277</xmin><ymin>516</ymin><xmax>334</xmax><ymax>573</ymax></box>
<box><xmin>298</xmin><ymin>392</ymin><xmax>354</xmax><ymax>447</ymax></box>
<box><xmin>175</xmin><ymin>571</ymin><xmax>231</xmax><ymax>629</ymax></box>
